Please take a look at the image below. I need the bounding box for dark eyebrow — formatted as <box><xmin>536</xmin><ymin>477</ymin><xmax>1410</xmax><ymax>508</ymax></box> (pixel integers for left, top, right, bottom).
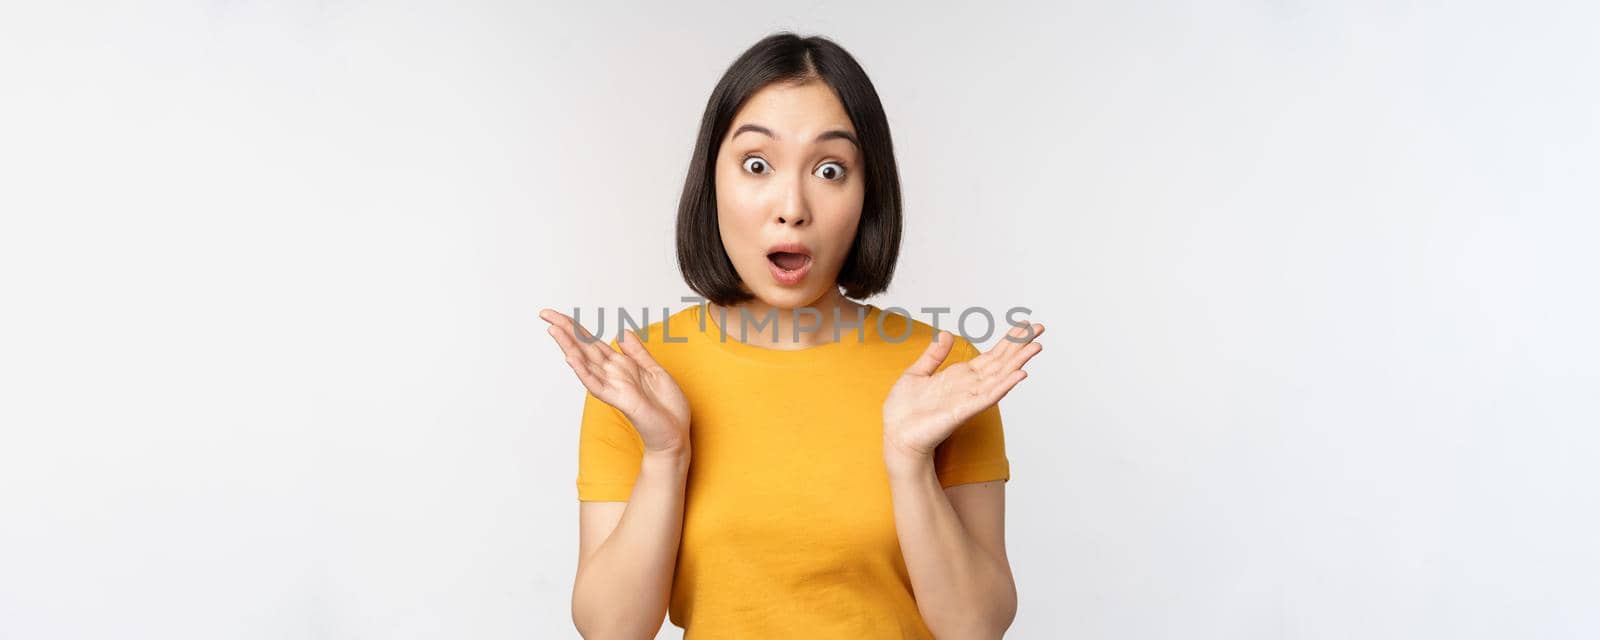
<box><xmin>731</xmin><ymin>123</ymin><xmax>859</xmax><ymax>149</ymax></box>
<box><xmin>815</xmin><ymin>129</ymin><xmax>860</xmax><ymax>148</ymax></box>
<box><xmin>731</xmin><ymin>124</ymin><xmax>776</xmax><ymax>140</ymax></box>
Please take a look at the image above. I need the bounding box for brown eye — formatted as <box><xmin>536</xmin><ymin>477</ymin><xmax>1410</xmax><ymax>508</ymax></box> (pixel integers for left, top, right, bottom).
<box><xmin>814</xmin><ymin>161</ymin><xmax>846</xmax><ymax>181</ymax></box>
<box><xmin>742</xmin><ymin>157</ymin><xmax>770</xmax><ymax>175</ymax></box>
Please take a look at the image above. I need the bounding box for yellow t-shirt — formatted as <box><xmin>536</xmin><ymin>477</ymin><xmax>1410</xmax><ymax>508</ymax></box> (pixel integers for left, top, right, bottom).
<box><xmin>575</xmin><ymin>302</ymin><xmax>1010</xmax><ymax>638</ymax></box>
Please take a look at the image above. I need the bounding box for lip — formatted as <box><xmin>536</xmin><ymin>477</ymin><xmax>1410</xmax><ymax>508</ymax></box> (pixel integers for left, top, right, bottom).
<box><xmin>765</xmin><ymin>242</ymin><xmax>814</xmax><ymax>287</ymax></box>
<box><xmin>765</xmin><ymin>242</ymin><xmax>813</xmax><ymax>257</ymax></box>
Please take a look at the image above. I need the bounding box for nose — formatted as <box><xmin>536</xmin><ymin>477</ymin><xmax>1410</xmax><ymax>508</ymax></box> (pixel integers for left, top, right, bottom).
<box><xmin>774</xmin><ymin>175</ymin><xmax>810</xmax><ymax>228</ymax></box>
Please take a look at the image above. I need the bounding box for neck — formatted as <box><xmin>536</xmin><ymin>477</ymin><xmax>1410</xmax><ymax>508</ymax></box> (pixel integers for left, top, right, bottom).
<box><xmin>709</xmin><ymin>289</ymin><xmax>867</xmax><ymax>350</ymax></box>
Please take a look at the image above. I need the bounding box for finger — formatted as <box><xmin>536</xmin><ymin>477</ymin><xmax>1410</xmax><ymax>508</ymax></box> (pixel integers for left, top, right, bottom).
<box><xmin>1004</xmin><ymin>340</ymin><xmax>1043</xmax><ymax>374</ymax></box>
<box><xmin>603</xmin><ymin>333</ymin><xmax>640</xmax><ymax>378</ymax></box>
<box><xmin>571</xmin><ymin>319</ymin><xmax>616</xmax><ymax>360</ymax></box>
<box><xmin>544</xmin><ymin>319</ymin><xmax>587</xmax><ymax>360</ymax></box>
<box><xmin>568</xmin><ymin>352</ymin><xmax>609</xmax><ymax>394</ymax></box>
<box><xmin>1004</xmin><ymin>322</ymin><xmax>1045</xmax><ymax>349</ymax></box>
<box><xmin>619</xmin><ymin>329</ymin><xmax>666</xmax><ymax>373</ymax></box>
<box><xmin>979</xmin><ymin>321</ymin><xmax>1040</xmax><ymax>365</ymax></box>
<box><xmin>973</xmin><ymin>341</ymin><xmax>1040</xmax><ymax>395</ymax></box>
<box><xmin>548</xmin><ymin>325</ymin><xmax>609</xmax><ymax>392</ymax></box>
<box><xmin>543</xmin><ymin>309</ymin><xmax>615</xmax><ymax>363</ymax></box>
<box><xmin>546</xmin><ymin>322</ymin><xmax>609</xmax><ymax>378</ymax></box>
<box><xmin>974</xmin><ymin>325</ymin><xmax>1040</xmax><ymax>376</ymax></box>
<box><xmin>907</xmin><ymin>330</ymin><xmax>955</xmax><ymax>377</ymax></box>
<box><xmin>600</xmin><ymin>352</ymin><xmax>638</xmax><ymax>383</ymax></box>
<box><xmin>539</xmin><ymin>308</ymin><xmax>591</xmax><ymax>341</ymax></box>
<box><xmin>985</xmin><ymin>369</ymin><xmax>1029</xmax><ymax>405</ymax></box>
<box><xmin>988</xmin><ymin>322</ymin><xmax>1030</xmax><ymax>359</ymax></box>
<box><xmin>999</xmin><ymin>321</ymin><xmax>1045</xmax><ymax>351</ymax></box>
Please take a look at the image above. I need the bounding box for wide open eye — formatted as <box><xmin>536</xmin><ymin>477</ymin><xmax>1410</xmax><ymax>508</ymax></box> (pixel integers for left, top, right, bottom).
<box><xmin>814</xmin><ymin>161</ymin><xmax>847</xmax><ymax>182</ymax></box>
<box><xmin>742</xmin><ymin>156</ymin><xmax>771</xmax><ymax>175</ymax></box>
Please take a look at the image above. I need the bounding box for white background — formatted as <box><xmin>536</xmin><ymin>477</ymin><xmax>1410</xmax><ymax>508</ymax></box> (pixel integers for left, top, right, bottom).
<box><xmin>2</xmin><ymin>1</ymin><xmax>1597</xmax><ymax>638</ymax></box>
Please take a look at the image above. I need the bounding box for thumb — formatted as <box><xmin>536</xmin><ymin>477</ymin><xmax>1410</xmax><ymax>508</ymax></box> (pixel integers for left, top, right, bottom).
<box><xmin>906</xmin><ymin>330</ymin><xmax>955</xmax><ymax>377</ymax></box>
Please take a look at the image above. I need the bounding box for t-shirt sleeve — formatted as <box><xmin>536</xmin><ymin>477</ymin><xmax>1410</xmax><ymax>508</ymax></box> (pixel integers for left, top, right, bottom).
<box><xmin>575</xmin><ymin>340</ymin><xmax>646</xmax><ymax>502</ymax></box>
<box><xmin>931</xmin><ymin>336</ymin><xmax>1012</xmax><ymax>488</ymax></box>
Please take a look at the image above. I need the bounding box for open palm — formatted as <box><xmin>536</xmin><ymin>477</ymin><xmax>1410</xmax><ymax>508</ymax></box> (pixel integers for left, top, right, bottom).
<box><xmin>540</xmin><ymin>308</ymin><xmax>691</xmax><ymax>453</ymax></box>
<box><xmin>882</xmin><ymin>322</ymin><xmax>1045</xmax><ymax>458</ymax></box>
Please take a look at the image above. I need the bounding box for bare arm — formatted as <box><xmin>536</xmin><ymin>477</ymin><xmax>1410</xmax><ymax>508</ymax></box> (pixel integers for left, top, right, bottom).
<box><xmin>880</xmin><ymin>323</ymin><xmax>1045</xmax><ymax>638</ymax></box>
<box><xmin>539</xmin><ymin>308</ymin><xmax>694</xmax><ymax>639</ymax></box>
<box><xmin>884</xmin><ymin>451</ymin><xmax>1015</xmax><ymax>638</ymax></box>
<box><xmin>572</xmin><ymin>447</ymin><xmax>691</xmax><ymax>639</ymax></box>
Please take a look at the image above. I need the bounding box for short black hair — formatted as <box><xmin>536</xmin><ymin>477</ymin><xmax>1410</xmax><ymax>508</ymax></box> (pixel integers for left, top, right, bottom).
<box><xmin>676</xmin><ymin>32</ymin><xmax>903</xmax><ymax>306</ymax></box>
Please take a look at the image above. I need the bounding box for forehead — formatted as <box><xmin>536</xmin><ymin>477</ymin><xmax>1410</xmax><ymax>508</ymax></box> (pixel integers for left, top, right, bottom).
<box><xmin>726</xmin><ymin>80</ymin><xmax>855</xmax><ymax>139</ymax></box>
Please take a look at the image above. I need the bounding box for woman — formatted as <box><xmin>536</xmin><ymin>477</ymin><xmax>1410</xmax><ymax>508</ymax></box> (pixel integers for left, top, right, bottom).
<box><xmin>540</xmin><ymin>32</ymin><xmax>1045</xmax><ymax>639</ymax></box>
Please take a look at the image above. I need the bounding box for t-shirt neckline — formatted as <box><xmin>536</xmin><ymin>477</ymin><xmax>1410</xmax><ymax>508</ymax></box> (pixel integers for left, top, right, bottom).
<box><xmin>694</xmin><ymin>302</ymin><xmax>883</xmax><ymax>366</ymax></box>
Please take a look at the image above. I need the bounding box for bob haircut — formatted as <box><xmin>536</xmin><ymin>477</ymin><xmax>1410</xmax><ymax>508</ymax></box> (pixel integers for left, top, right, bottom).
<box><xmin>676</xmin><ymin>32</ymin><xmax>903</xmax><ymax>306</ymax></box>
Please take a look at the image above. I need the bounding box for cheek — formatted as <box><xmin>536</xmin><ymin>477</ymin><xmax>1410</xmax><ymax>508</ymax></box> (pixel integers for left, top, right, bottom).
<box><xmin>714</xmin><ymin>168</ymin><xmax>764</xmax><ymax>221</ymax></box>
<box><xmin>713</xmin><ymin>177</ymin><xmax>763</xmax><ymax>260</ymax></box>
<box><xmin>816</xmin><ymin>189</ymin><xmax>865</xmax><ymax>244</ymax></box>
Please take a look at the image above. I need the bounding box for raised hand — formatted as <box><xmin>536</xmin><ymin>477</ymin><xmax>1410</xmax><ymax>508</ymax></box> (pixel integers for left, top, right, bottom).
<box><xmin>540</xmin><ymin>308</ymin><xmax>691</xmax><ymax>454</ymax></box>
<box><xmin>881</xmin><ymin>322</ymin><xmax>1045</xmax><ymax>460</ymax></box>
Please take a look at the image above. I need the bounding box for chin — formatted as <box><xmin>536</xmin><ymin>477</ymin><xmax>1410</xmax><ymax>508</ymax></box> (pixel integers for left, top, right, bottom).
<box><xmin>741</xmin><ymin>278</ymin><xmax>837</xmax><ymax>310</ymax></box>
<box><xmin>749</xmin><ymin>288</ymin><xmax>820</xmax><ymax>310</ymax></box>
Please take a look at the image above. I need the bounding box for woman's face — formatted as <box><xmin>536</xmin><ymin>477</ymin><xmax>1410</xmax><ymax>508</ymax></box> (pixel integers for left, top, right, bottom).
<box><xmin>714</xmin><ymin>79</ymin><xmax>866</xmax><ymax>310</ymax></box>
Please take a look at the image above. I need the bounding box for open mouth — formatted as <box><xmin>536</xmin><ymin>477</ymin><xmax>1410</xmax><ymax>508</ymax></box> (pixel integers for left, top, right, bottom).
<box><xmin>767</xmin><ymin>251</ymin><xmax>813</xmax><ymax>272</ymax></box>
